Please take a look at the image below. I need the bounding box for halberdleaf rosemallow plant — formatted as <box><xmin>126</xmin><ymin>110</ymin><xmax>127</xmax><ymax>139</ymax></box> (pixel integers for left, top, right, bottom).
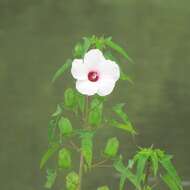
<box><xmin>40</xmin><ymin>36</ymin><xmax>184</xmax><ymax>190</ymax></box>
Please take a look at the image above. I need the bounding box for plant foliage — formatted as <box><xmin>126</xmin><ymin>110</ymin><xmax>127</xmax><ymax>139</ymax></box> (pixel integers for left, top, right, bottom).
<box><xmin>40</xmin><ymin>36</ymin><xmax>183</xmax><ymax>190</ymax></box>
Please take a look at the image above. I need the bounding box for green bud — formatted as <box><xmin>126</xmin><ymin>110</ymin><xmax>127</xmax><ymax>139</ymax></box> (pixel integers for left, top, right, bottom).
<box><xmin>104</xmin><ymin>137</ymin><xmax>119</xmax><ymax>157</ymax></box>
<box><xmin>64</xmin><ymin>88</ymin><xmax>76</xmax><ymax>107</ymax></box>
<box><xmin>66</xmin><ymin>171</ymin><xmax>79</xmax><ymax>190</ymax></box>
<box><xmin>58</xmin><ymin>148</ymin><xmax>71</xmax><ymax>169</ymax></box>
<box><xmin>58</xmin><ymin>117</ymin><xmax>73</xmax><ymax>136</ymax></box>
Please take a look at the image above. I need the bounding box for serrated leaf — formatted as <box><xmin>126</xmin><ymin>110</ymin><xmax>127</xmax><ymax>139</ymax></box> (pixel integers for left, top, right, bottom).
<box><xmin>52</xmin><ymin>59</ymin><xmax>72</xmax><ymax>83</ymax></box>
<box><xmin>80</xmin><ymin>132</ymin><xmax>94</xmax><ymax>168</ymax></box>
<box><xmin>40</xmin><ymin>143</ymin><xmax>59</xmax><ymax>169</ymax></box>
<box><xmin>66</xmin><ymin>171</ymin><xmax>79</xmax><ymax>190</ymax></box>
<box><xmin>110</xmin><ymin>119</ymin><xmax>137</xmax><ymax>135</ymax></box>
<box><xmin>44</xmin><ymin>169</ymin><xmax>57</xmax><ymax>189</ymax></box>
<box><xmin>58</xmin><ymin>148</ymin><xmax>71</xmax><ymax>169</ymax></box>
<box><xmin>97</xmin><ymin>186</ymin><xmax>110</xmax><ymax>190</ymax></box>
<box><xmin>159</xmin><ymin>155</ymin><xmax>183</xmax><ymax>190</ymax></box>
<box><xmin>58</xmin><ymin>117</ymin><xmax>73</xmax><ymax>136</ymax></box>
<box><xmin>161</xmin><ymin>174</ymin><xmax>180</xmax><ymax>190</ymax></box>
<box><xmin>104</xmin><ymin>137</ymin><xmax>119</xmax><ymax>157</ymax></box>
<box><xmin>105</xmin><ymin>38</ymin><xmax>132</xmax><ymax>62</ymax></box>
<box><xmin>88</xmin><ymin>98</ymin><xmax>103</xmax><ymax>126</ymax></box>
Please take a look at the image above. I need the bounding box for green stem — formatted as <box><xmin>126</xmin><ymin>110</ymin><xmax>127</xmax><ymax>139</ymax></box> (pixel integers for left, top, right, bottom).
<box><xmin>78</xmin><ymin>96</ymin><xmax>89</xmax><ymax>190</ymax></box>
<box><xmin>78</xmin><ymin>153</ymin><xmax>84</xmax><ymax>190</ymax></box>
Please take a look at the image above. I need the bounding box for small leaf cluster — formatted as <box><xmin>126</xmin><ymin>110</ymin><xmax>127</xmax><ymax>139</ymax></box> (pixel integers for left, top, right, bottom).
<box><xmin>114</xmin><ymin>147</ymin><xmax>183</xmax><ymax>190</ymax></box>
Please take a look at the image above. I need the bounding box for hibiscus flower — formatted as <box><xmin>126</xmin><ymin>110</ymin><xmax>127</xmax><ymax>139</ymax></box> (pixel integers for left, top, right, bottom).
<box><xmin>71</xmin><ymin>49</ymin><xmax>120</xmax><ymax>96</ymax></box>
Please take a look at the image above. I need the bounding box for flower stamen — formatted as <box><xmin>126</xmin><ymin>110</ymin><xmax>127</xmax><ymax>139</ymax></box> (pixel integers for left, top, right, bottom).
<box><xmin>88</xmin><ymin>71</ymin><xmax>99</xmax><ymax>82</ymax></box>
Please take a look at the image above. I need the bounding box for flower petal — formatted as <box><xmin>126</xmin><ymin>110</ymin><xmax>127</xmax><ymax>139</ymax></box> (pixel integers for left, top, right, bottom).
<box><xmin>71</xmin><ymin>59</ymin><xmax>87</xmax><ymax>80</ymax></box>
<box><xmin>97</xmin><ymin>78</ymin><xmax>116</xmax><ymax>96</ymax></box>
<box><xmin>76</xmin><ymin>80</ymin><xmax>98</xmax><ymax>96</ymax></box>
<box><xmin>99</xmin><ymin>60</ymin><xmax>120</xmax><ymax>82</ymax></box>
<box><xmin>84</xmin><ymin>49</ymin><xmax>105</xmax><ymax>69</ymax></box>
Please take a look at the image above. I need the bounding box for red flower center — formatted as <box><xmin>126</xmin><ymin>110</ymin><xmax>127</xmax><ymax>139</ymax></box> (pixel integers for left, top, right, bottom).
<box><xmin>88</xmin><ymin>71</ymin><xmax>99</xmax><ymax>82</ymax></box>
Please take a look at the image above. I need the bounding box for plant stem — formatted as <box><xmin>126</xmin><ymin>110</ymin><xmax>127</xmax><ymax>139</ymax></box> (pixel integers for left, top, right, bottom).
<box><xmin>92</xmin><ymin>159</ymin><xmax>108</xmax><ymax>168</ymax></box>
<box><xmin>77</xmin><ymin>96</ymin><xmax>89</xmax><ymax>190</ymax></box>
<box><xmin>78</xmin><ymin>153</ymin><xmax>84</xmax><ymax>190</ymax></box>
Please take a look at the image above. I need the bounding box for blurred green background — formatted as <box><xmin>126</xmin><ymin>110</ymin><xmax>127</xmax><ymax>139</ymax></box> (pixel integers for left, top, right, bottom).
<box><xmin>0</xmin><ymin>0</ymin><xmax>190</xmax><ymax>189</ymax></box>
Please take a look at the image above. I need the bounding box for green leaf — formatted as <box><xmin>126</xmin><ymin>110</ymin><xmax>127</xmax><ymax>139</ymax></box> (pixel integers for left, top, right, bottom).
<box><xmin>97</xmin><ymin>186</ymin><xmax>110</xmax><ymax>190</ymax></box>
<box><xmin>58</xmin><ymin>148</ymin><xmax>71</xmax><ymax>169</ymax></box>
<box><xmin>112</xmin><ymin>104</ymin><xmax>137</xmax><ymax>135</ymax></box>
<box><xmin>114</xmin><ymin>155</ymin><xmax>127</xmax><ymax>173</ymax></box>
<box><xmin>112</xmin><ymin>103</ymin><xmax>128</xmax><ymax>123</ymax></box>
<box><xmin>64</xmin><ymin>88</ymin><xmax>76</xmax><ymax>107</ymax></box>
<box><xmin>58</xmin><ymin>117</ymin><xmax>73</xmax><ymax>136</ymax></box>
<box><xmin>119</xmin><ymin>174</ymin><xmax>128</xmax><ymax>190</ymax></box>
<box><xmin>40</xmin><ymin>143</ymin><xmax>59</xmax><ymax>169</ymax></box>
<box><xmin>52</xmin><ymin>59</ymin><xmax>72</xmax><ymax>83</ymax></box>
<box><xmin>82</xmin><ymin>37</ymin><xmax>91</xmax><ymax>54</ymax></box>
<box><xmin>150</xmin><ymin>151</ymin><xmax>159</xmax><ymax>176</ymax></box>
<box><xmin>44</xmin><ymin>169</ymin><xmax>57</xmax><ymax>189</ymax></box>
<box><xmin>73</xmin><ymin>43</ymin><xmax>84</xmax><ymax>58</ymax></box>
<box><xmin>161</xmin><ymin>174</ymin><xmax>180</xmax><ymax>190</ymax></box>
<box><xmin>104</xmin><ymin>137</ymin><xmax>119</xmax><ymax>157</ymax></box>
<box><xmin>88</xmin><ymin>98</ymin><xmax>103</xmax><ymax>126</ymax></box>
<box><xmin>66</xmin><ymin>171</ymin><xmax>79</xmax><ymax>190</ymax></box>
<box><xmin>159</xmin><ymin>155</ymin><xmax>183</xmax><ymax>190</ymax></box>
<box><xmin>105</xmin><ymin>38</ymin><xmax>132</xmax><ymax>62</ymax></box>
<box><xmin>114</xmin><ymin>157</ymin><xmax>140</xmax><ymax>190</ymax></box>
<box><xmin>122</xmin><ymin>169</ymin><xmax>140</xmax><ymax>190</ymax></box>
<box><xmin>113</xmin><ymin>157</ymin><xmax>128</xmax><ymax>190</ymax></box>
<box><xmin>73</xmin><ymin>37</ymin><xmax>91</xmax><ymax>58</ymax></box>
<box><xmin>80</xmin><ymin>131</ymin><xmax>94</xmax><ymax>168</ymax></box>
<box><xmin>136</xmin><ymin>154</ymin><xmax>149</xmax><ymax>183</ymax></box>
<box><xmin>110</xmin><ymin>119</ymin><xmax>137</xmax><ymax>135</ymax></box>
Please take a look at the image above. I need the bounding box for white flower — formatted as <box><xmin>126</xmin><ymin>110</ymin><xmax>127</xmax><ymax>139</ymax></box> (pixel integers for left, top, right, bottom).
<box><xmin>71</xmin><ymin>49</ymin><xmax>120</xmax><ymax>96</ymax></box>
